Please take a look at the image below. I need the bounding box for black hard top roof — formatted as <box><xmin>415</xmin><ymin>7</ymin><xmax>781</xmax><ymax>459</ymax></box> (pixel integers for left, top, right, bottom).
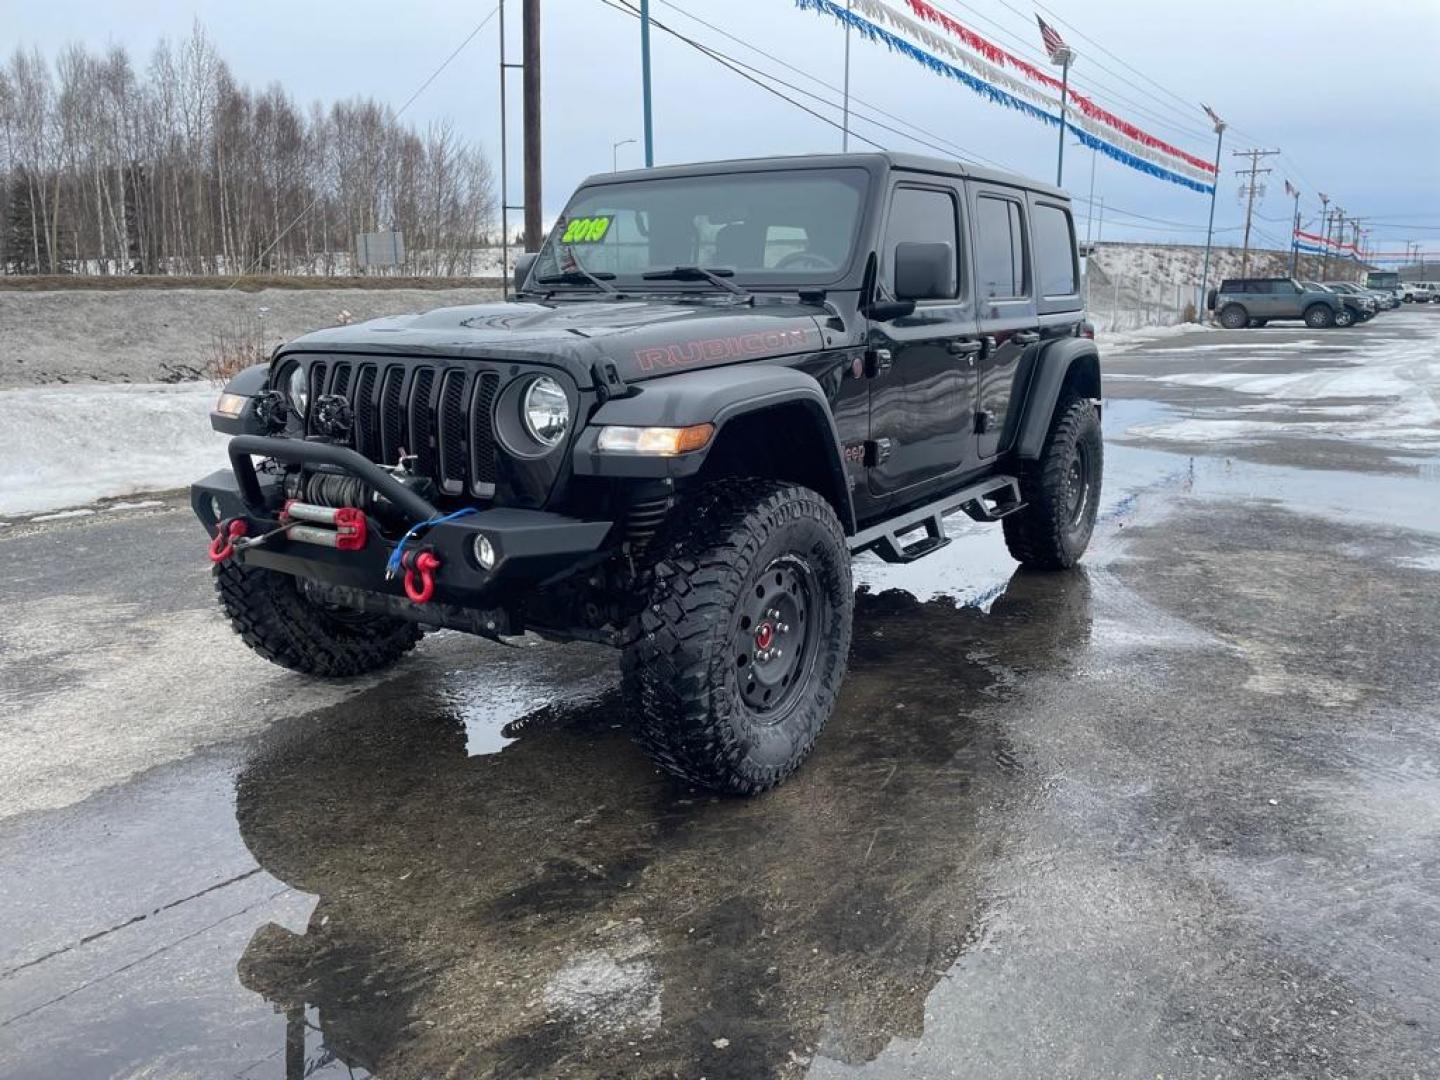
<box><xmin>582</xmin><ymin>151</ymin><xmax>1069</xmax><ymax>201</ymax></box>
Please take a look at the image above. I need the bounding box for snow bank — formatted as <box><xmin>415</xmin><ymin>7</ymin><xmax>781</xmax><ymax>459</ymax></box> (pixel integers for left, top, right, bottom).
<box><xmin>0</xmin><ymin>383</ymin><xmax>227</xmax><ymax>515</ymax></box>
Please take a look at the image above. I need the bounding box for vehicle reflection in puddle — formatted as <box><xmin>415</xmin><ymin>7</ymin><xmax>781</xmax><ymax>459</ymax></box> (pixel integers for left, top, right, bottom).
<box><xmin>232</xmin><ymin>568</ymin><xmax>1097</xmax><ymax>1078</ymax></box>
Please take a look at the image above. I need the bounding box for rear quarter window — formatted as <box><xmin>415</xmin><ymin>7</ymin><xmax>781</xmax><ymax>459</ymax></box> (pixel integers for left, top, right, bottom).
<box><xmin>1031</xmin><ymin>203</ymin><xmax>1077</xmax><ymax>297</ymax></box>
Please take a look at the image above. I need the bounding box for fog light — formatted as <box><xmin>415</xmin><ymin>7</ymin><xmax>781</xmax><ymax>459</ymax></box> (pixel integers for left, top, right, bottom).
<box><xmin>473</xmin><ymin>533</ymin><xmax>497</xmax><ymax>570</ymax></box>
<box><xmin>209</xmin><ymin>495</ymin><xmax>224</xmax><ymax>523</ymax></box>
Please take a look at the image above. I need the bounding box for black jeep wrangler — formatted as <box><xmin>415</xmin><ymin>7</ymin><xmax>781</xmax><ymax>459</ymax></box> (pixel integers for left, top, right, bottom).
<box><xmin>194</xmin><ymin>152</ymin><xmax>1102</xmax><ymax>793</ymax></box>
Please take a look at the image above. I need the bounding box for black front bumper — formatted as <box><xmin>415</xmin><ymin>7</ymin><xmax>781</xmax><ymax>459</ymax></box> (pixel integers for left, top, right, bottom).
<box><xmin>192</xmin><ymin>436</ymin><xmax>614</xmax><ymax>615</ymax></box>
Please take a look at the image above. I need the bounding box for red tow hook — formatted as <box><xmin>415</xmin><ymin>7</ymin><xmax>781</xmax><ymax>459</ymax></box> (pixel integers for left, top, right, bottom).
<box><xmin>402</xmin><ymin>550</ymin><xmax>441</xmax><ymax>605</ymax></box>
<box><xmin>208</xmin><ymin>518</ymin><xmax>248</xmax><ymax>563</ymax></box>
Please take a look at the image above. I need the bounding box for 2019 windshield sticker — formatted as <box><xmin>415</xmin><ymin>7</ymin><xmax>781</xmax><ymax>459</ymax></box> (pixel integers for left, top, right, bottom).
<box><xmin>559</xmin><ymin>216</ymin><xmax>612</xmax><ymax>244</ymax></box>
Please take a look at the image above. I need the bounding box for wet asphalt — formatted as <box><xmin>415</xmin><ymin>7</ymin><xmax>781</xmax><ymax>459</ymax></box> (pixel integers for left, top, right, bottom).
<box><xmin>2</xmin><ymin>310</ymin><xmax>1438</xmax><ymax>1079</ymax></box>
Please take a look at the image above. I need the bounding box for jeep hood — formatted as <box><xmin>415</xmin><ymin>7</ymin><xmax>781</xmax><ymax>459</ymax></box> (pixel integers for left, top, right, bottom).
<box><xmin>274</xmin><ymin>298</ymin><xmax>830</xmax><ymax>387</ymax></box>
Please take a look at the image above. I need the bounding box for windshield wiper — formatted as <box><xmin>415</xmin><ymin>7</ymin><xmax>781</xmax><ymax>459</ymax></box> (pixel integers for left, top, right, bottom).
<box><xmin>642</xmin><ymin>265</ymin><xmax>748</xmax><ymax>297</ymax></box>
<box><xmin>535</xmin><ymin>268</ymin><xmax>618</xmax><ymax>294</ymax></box>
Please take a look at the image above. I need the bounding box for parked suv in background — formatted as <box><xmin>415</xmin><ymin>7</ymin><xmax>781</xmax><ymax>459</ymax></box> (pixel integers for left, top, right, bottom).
<box><xmin>193</xmin><ymin>152</ymin><xmax>1102</xmax><ymax>794</ymax></box>
<box><xmin>1401</xmin><ymin>283</ymin><xmax>1433</xmax><ymax>303</ymax></box>
<box><xmin>1311</xmin><ymin>282</ymin><xmax>1376</xmax><ymax>322</ymax></box>
<box><xmin>1208</xmin><ymin>277</ymin><xmax>1350</xmax><ymax>328</ymax></box>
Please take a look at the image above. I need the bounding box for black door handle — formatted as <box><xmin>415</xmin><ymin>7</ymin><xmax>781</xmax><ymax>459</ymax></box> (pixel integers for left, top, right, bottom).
<box><xmin>948</xmin><ymin>340</ymin><xmax>983</xmax><ymax>355</ymax></box>
<box><xmin>1011</xmin><ymin>330</ymin><xmax>1041</xmax><ymax>344</ymax></box>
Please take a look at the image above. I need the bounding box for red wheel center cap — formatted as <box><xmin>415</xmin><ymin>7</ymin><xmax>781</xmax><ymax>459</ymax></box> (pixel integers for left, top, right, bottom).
<box><xmin>754</xmin><ymin>622</ymin><xmax>775</xmax><ymax>651</ymax></box>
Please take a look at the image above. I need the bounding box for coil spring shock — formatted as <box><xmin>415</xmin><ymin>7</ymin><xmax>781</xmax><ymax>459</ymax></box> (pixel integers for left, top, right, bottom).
<box><xmin>623</xmin><ymin>495</ymin><xmax>673</xmax><ymax>557</ymax></box>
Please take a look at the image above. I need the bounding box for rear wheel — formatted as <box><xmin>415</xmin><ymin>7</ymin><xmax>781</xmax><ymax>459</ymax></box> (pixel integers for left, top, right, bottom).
<box><xmin>1218</xmin><ymin>304</ymin><xmax>1248</xmax><ymax>329</ymax></box>
<box><xmin>1334</xmin><ymin>307</ymin><xmax>1355</xmax><ymax>327</ymax></box>
<box><xmin>215</xmin><ymin>561</ymin><xmax>422</xmax><ymax>676</ymax></box>
<box><xmin>1304</xmin><ymin>303</ymin><xmax>1336</xmax><ymax>328</ymax></box>
<box><xmin>623</xmin><ymin>480</ymin><xmax>853</xmax><ymax>794</ymax></box>
<box><xmin>1003</xmin><ymin>396</ymin><xmax>1103</xmax><ymax>571</ymax></box>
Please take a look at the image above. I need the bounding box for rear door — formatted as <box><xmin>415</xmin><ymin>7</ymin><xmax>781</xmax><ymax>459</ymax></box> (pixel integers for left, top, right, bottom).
<box><xmin>968</xmin><ymin>182</ymin><xmax>1041</xmax><ymax>461</ymax></box>
<box><xmin>866</xmin><ymin>179</ymin><xmax>981</xmax><ymax>501</ymax></box>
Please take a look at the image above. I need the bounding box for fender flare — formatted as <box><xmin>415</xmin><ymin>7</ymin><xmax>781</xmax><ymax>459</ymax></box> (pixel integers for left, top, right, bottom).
<box><xmin>1012</xmin><ymin>338</ymin><xmax>1101</xmax><ymax>461</ymax></box>
<box><xmin>571</xmin><ymin>364</ymin><xmax>856</xmax><ymax>532</ymax></box>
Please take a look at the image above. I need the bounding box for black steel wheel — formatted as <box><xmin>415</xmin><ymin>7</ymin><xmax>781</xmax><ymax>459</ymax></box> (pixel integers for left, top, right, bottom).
<box><xmin>623</xmin><ymin>480</ymin><xmax>853</xmax><ymax>794</ymax></box>
<box><xmin>1003</xmin><ymin>395</ymin><xmax>1103</xmax><ymax>571</ymax></box>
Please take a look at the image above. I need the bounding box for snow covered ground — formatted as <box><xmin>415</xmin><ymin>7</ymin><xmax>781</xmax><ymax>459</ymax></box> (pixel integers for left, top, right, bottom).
<box><xmin>1113</xmin><ymin>313</ymin><xmax>1440</xmax><ymax>456</ymax></box>
<box><xmin>0</xmin><ymin>383</ymin><xmax>226</xmax><ymax>517</ymax></box>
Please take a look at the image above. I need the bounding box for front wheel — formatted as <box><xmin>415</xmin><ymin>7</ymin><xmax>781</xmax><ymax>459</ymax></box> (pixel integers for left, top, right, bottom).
<box><xmin>1304</xmin><ymin>303</ymin><xmax>1336</xmax><ymax>328</ymax></box>
<box><xmin>623</xmin><ymin>480</ymin><xmax>853</xmax><ymax>794</ymax></box>
<box><xmin>1003</xmin><ymin>396</ymin><xmax>1103</xmax><ymax>570</ymax></box>
<box><xmin>214</xmin><ymin>561</ymin><xmax>422</xmax><ymax>676</ymax></box>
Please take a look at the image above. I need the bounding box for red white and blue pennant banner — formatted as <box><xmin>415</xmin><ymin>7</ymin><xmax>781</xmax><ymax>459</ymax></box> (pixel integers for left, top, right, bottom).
<box><xmin>794</xmin><ymin>0</ymin><xmax>1216</xmax><ymax>195</ymax></box>
<box><xmin>1293</xmin><ymin>228</ymin><xmax>1359</xmax><ymax>260</ymax></box>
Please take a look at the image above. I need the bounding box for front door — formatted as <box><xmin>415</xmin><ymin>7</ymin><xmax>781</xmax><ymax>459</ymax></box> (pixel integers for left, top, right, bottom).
<box><xmin>866</xmin><ymin>180</ymin><xmax>981</xmax><ymax>503</ymax></box>
<box><xmin>969</xmin><ymin>184</ymin><xmax>1042</xmax><ymax>460</ymax></box>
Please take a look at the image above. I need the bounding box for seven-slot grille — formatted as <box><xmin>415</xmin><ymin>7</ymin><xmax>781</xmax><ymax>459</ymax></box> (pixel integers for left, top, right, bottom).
<box><xmin>303</xmin><ymin>359</ymin><xmax>501</xmax><ymax>497</ymax></box>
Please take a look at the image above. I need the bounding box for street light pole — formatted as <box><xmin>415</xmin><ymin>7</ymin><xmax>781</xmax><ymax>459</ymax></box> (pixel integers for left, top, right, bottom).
<box><xmin>640</xmin><ymin>0</ymin><xmax>654</xmax><ymax>166</ymax></box>
<box><xmin>1198</xmin><ymin>109</ymin><xmax>1226</xmax><ymax>323</ymax></box>
<box><xmin>612</xmin><ymin>138</ymin><xmax>636</xmax><ymax>172</ymax></box>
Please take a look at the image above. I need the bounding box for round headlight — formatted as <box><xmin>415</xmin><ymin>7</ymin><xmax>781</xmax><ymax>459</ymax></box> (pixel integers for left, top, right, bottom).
<box><xmin>522</xmin><ymin>377</ymin><xmax>570</xmax><ymax>447</ymax></box>
<box><xmin>287</xmin><ymin>365</ymin><xmax>309</xmax><ymax>417</ymax></box>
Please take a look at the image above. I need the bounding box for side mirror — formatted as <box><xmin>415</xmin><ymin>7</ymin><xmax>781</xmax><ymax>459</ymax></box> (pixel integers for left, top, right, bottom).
<box><xmin>513</xmin><ymin>251</ymin><xmax>539</xmax><ymax>294</ymax></box>
<box><xmin>893</xmin><ymin>242</ymin><xmax>955</xmax><ymax>302</ymax></box>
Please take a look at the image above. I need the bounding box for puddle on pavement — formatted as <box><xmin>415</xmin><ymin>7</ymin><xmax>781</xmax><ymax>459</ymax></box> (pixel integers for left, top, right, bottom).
<box><xmin>5</xmin><ymin>399</ymin><xmax>1439</xmax><ymax>1077</ymax></box>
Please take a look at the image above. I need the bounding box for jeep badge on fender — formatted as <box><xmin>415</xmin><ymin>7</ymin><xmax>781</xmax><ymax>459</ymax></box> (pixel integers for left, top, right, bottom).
<box><xmin>194</xmin><ymin>152</ymin><xmax>1101</xmax><ymax>794</ymax></box>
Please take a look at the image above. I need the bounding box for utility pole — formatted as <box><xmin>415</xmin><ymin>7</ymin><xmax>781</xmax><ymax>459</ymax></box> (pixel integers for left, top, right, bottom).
<box><xmin>1233</xmin><ymin>147</ymin><xmax>1278</xmax><ymax>278</ymax></box>
<box><xmin>1315</xmin><ymin>193</ymin><xmax>1329</xmax><ymax>281</ymax></box>
<box><xmin>1287</xmin><ymin>183</ymin><xmax>1302</xmax><ymax>278</ymax></box>
<box><xmin>1325</xmin><ymin>207</ymin><xmax>1344</xmax><ymax>280</ymax></box>
<box><xmin>522</xmin><ymin>0</ymin><xmax>541</xmax><ymax>252</ymax></box>
<box><xmin>1198</xmin><ymin>105</ymin><xmax>1226</xmax><ymax>322</ymax></box>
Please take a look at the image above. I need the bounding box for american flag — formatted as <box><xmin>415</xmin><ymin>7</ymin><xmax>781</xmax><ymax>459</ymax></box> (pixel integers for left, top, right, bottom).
<box><xmin>1035</xmin><ymin>15</ymin><xmax>1072</xmax><ymax>66</ymax></box>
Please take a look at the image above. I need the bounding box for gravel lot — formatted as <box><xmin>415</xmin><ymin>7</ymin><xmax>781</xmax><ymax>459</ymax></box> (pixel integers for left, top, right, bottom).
<box><xmin>1</xmin><ymin>309</ymin><xmax>1437</xmax><ymax>1078</ymax></box>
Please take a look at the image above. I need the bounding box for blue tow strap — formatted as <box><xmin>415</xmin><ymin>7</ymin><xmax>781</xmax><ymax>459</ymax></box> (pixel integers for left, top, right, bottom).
<box><xmin>385</xmin><ymin>507</ymin><xmax>478</xmax><ymax>578</ymax></box>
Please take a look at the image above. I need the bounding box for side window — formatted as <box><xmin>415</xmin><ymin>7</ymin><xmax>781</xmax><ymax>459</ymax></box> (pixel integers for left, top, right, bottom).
<box><xmin>1032</xmin><ymin>203</ymin><xmax>1078</xmax><ymax>297</ymax></box>
<box><xmin>883</xmin><ymin>186</ymin><xmax>959</xmax><ymax>300</ymax></box>
<box><xmin>975</xmin><ymin>195</ymin><xmax>1028</xmax><ymax>299</ymax></box>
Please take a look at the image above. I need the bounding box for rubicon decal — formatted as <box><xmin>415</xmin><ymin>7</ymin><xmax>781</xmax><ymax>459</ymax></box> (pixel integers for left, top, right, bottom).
<box><xmin>634</xmin><ymin>328</ymin><xmax>812</xmax><ymax>372</ymax></box>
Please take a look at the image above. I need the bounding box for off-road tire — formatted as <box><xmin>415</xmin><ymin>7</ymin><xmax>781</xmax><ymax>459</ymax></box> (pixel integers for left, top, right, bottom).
<box><xmin>622</xmin><ymin>480</ymin><xmax>853</xmax><ymax>794</ymax></box>
<box><xmin>215</xmin><ymin>560</ymin><xmax>422</xmax><ymax>676</ymax></box>
<box><xmin>1218</xmin><ymin>304</ymin><xmax>1248</xmax><ymax>329</ymax></box>
<box><xmin>1304</xmin><ymin>303</ymin><xmax>1336</xmax><ymax>329</ymax></box>
<box><xmin>1003</xmin><ymin>396</ymin><xmax>1103</xmax><ymax>570</ymax></box>
<box><xmin>1334</xmin><ymin>307</ymin><xmax>1355</xmax><ymax>327</ymax></box>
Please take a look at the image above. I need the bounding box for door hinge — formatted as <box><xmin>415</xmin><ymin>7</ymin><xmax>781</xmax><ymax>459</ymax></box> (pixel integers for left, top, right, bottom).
<box><xmin>864</xmin><ymin>348</ymin><xmax>893</xmax><ymax>378</ymax></box>
<box><xmin>974</xmin><ymin>410</ymin><xmax>996</xmax><ymax>434</ymax></box>
<box><xmin>864</xmin><ymin>438</ymin><xmax>893</xmax><ymax>466</ymax></box>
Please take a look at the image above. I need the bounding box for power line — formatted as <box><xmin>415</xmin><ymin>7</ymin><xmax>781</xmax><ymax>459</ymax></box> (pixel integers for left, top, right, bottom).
<box><xmin>650</xmin><ymin>0</ymin><xmax>1009</xmax><ymax>168</ymax></box>
<box><xmin>937</xmin><ymin>0</ymin><xmax>1216</xmax><ymax>145</ymax></box>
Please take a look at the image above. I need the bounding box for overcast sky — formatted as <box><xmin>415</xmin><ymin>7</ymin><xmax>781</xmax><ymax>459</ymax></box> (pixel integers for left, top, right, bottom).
<box><xmin>10</xmin><ymin>0</ymin><xmax>1440</xmax><ymax>258</ymax></box>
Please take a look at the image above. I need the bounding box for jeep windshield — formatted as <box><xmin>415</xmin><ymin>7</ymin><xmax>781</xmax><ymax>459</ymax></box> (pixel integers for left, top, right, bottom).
<box><xmin>528</xmin><ymin>168</ymin><xmax>868</xmax><ymax>291</ymax></box>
